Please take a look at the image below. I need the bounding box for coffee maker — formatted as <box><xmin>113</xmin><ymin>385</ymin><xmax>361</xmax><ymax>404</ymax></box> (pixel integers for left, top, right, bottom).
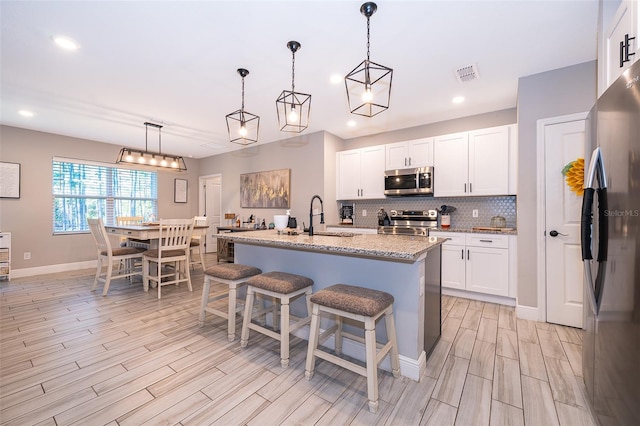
<box><xmin>339</xmin><ymin>202</ymin><xmax>354</xmax><ymax>225</ymax></box>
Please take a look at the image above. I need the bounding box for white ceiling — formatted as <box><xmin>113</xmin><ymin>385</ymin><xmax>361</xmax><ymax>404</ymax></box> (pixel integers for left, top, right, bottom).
<box><xmin>1</xmin><ymin>0</ymin><xmax>598</xmax><ymax>159</ymax></box>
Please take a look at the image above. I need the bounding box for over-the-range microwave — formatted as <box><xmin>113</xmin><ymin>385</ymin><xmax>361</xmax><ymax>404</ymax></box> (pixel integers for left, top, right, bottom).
<box><xmin>384</xmin><ymin>166</ymin><xmax>434</xmax><ymax>196</ymax></box>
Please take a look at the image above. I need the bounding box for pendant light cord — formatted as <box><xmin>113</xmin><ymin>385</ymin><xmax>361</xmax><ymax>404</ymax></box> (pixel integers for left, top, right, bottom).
<box><xmin>291</xmin><ymin>49</ymin><xmax>296</xmax><ymax>93</ymax></box>
<box><xmin>366</xmin><ymin>15</ymin><xmax>371</xmax><ymax>62</ymax></box>
<box><xmin>241</xmin><ymin>75</ymin><xmax>245</xmax><ymax>111</ymax></box>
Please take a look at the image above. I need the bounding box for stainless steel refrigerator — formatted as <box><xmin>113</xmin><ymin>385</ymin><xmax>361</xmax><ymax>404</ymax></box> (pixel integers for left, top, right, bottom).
<box><xmin>582</xmin><ymin>58</ymin><xmax>640</xmax><ymax>425</ymax></box>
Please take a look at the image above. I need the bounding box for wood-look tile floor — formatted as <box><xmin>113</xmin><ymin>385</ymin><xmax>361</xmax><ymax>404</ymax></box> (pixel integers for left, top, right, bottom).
<box><xmin>0</xmin><ymin>254</ymin><xmax>598</xmax><ymax>425</ymax></box>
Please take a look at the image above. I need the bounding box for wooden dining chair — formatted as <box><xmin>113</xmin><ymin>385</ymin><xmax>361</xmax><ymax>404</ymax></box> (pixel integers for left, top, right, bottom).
<box><xmin>142</xmin><ymin>218</ymin><xmax>195</xmax><ymax>299</ymax></box>
<box><xmin>87</xmin><ymin>218</ymin><xmax>145</xmax><ymax>296</ymax></box>
<box><xmin>190</xmin><ymin>216</ymin><xmax>207</xmax><ymax>270</ymax></box>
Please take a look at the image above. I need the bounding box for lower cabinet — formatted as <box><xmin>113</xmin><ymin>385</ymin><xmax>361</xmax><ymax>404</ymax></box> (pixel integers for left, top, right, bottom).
<box><xmin>432</xmin><ymin>231</ymin><xmax>511</xmax><ymax>297</ymax></box>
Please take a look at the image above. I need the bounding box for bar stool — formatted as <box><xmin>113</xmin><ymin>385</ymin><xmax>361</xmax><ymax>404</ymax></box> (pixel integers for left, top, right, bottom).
<box><xmin>305</xmin><ymin>284</ymin><xmax>400</xmax><ymax>414</ymax></box>
<box><xmin>240</xmin><ymin>271</ymin><xmax>313</xmax><ymax>368</ymax></box>
<box><xmin>199</xmin><ymin>263</ymin><xmax>262</xmax><ymax>341</ymax></box>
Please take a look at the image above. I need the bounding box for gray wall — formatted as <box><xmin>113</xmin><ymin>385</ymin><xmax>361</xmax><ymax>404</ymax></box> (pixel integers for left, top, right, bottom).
<box><xmin>344</xmin><ymin>108</ymin><xmax>517</xmax><ymax>149</ymax></box>
<box><xmin>198</xmin><ymin>131</ymin><xmax>341</xmax><ymax>228</ymax></box>
<box><xmin>0</xmin><ymin>125</ymin><xmax>200</xmax><ymax>270</ymax></box>
<box><xmin>516</xmin><ymin>61</ymin><xmax>596</xmax><ymax>307</ymax></box>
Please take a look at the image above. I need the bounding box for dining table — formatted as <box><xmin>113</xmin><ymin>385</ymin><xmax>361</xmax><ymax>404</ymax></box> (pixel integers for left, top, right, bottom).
<box><xmin>104</xmin><ymin>222</ymin><xmax>209</xmax><ymax>248</ymax></box>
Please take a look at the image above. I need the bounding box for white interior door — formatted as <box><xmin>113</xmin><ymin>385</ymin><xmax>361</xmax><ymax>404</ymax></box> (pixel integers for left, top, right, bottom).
<box><xmin>544</xmin><ymin>119</ymin><xmax>585</xmax><ymax>328</ymax></box>
<box><xmin>201</xmin><ymin>175</ymin><xmax>221</xmax><ymax>254</ymax></box>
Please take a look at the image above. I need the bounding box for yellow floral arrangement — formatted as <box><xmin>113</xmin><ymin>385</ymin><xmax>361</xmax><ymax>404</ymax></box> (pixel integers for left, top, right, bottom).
<box><xmin>562</xmin><ymin>158</ymin><xmax>584</xmax><ymax>196</ymax></box>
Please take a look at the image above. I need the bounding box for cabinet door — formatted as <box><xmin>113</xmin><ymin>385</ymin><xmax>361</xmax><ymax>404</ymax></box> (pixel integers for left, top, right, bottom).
<box><xmin>408</xmin><ymin>137</ymin><xmax>434</xmax><ymax>167</ymax></box>
<box><xmin>441</xmin><ymin>243</ymin><xmax>466</xmax><ymax>290</ymax></box>
<box><xmin>336</xmin><ymin>149</ymin><xmax>362</xmax><ymax>200</ymax></box>
<box><xmin>360</xmin><ymin>145</ymin><xmax>385</xmax><ymax>199</ymax></box>
<box><xmin>468</xmin><ymin>126</ymin><xmax>509</xmax><ymax>196</ymax></box>
<box><xmin>385</xmin><ymin>142</ymin><xmax>409</xmax><ymax>170</ymax></box>
<box><xmin>466</xmin><ymin>246</ymin><xmax>509</xmax><ymax>296</ymax></box>
<box><xmin>604</xmin><ymin>0</ymin><xmax>637</xmax><ymax>89</ymax></box>
<box><xmin>434</xmin><ymin>132</ymin><xmax>469</xmax><ymax>197</ymax></box>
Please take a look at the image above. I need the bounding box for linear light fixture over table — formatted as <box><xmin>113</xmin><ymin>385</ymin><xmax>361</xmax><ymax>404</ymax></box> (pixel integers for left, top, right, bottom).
<box><xmin>276</xmin><ymin>41</ymin><xmax>311</xmax><ymax>133</ymax></box>
<box><xmin>226</xmin><ymin>68</ymin><xmax>259</xmax><ymax>145</ymax></box>
<box><xmin>116</xmin><ymin>122</ymin><xmax>187</xmax><ymax>171</ymax></box>
<box><xmin>345</xmin><ymin>2</ymin><xmax>393</xmax><ymax>117</ymax></box>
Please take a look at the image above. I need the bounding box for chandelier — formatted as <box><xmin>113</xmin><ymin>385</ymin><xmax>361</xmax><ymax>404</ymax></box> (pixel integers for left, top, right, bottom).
<box><xmin>276</xmin><ymin>41</ymin><xmax>311</xmax><ymax>133</ymax></box>
<box><xmin>116</xmin><ymin>122</ymin><xmax>186</xmax><ymax>171</ymax></box>
<box><xmin>345</xmin><ymin>2</ymin><xmax>393</xmax><ymax>117</ymax></box>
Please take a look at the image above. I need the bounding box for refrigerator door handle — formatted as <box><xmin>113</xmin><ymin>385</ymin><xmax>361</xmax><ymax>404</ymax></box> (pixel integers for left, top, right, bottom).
<box><xmin>581</xmin><ymin>147</ymin><xmax>609</xmax><ymax>316</ymax></box>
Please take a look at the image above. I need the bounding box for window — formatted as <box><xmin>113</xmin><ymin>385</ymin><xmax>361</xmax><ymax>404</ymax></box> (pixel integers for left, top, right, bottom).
<box><xmin>52</xmin><ymin>158</ymin><xmax>158</xmax><ymax>234</ymax></box>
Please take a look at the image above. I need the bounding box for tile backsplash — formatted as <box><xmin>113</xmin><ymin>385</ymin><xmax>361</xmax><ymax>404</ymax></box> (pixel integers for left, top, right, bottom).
<box><xmin>337</xmin><ymin>196</ymin><xmax>517</xmax><ymax>229</ymax></box>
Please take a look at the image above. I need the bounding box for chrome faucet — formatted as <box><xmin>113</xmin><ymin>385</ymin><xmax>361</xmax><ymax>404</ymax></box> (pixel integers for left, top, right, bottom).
<box><xmin>308</xmin><ymin>195</ymin><xmax>324</xmax><ymax>236</ymax></box>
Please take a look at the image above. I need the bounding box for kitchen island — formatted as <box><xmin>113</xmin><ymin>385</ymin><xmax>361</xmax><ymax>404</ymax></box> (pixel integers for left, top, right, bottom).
<box><xmin>217</xmin><ymin>229</ymin><xmax>445</xmax><ymax>380</ymax></box>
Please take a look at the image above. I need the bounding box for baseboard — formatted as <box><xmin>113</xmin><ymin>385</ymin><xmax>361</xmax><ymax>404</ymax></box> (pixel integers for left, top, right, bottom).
<box><xmin>291</xmin><ymin>325</ymin><xmax>424</xmax><ymax>382</ymax></box>
<box><xmin>10</xmin><ymin>260</ymin><xmax>97</xmax><ymax>279</ymax></box>
<box><xmin>442</xmin><ymin>288</ymin><xmax>516</xmax><ymax>306</ymax></box>
<box><xmin>515</xmin><ymin>304</ymin><xmax>540</xmax><ymax>321</ymax></box>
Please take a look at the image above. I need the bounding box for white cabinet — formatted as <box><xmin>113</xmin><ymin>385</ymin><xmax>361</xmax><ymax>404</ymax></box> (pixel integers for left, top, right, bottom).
<box><xmin>434</xmin><ymin>125</ymin><xmax>513</xmax><ymax>197</ymax></box>
<box><xmin>336</xmin><ymin>145</ymin><xmax>385</xmax><ymax>200</ymax></box>
<box><xmin>600</xmin><ymin>0</ymin><xmax>638</xmax><ymax>95</ymax></box>
<box><xmin>0</xmin><ymin>232</ymin><xmax>11</xmax><ymax>281</ymax></box>
<box><xmin>385</xmin><ymin>137</ymin><xmax>434</xmax><ymax>169</ymax></box>
<box><xmin>433</xmin><ymin>231</ymin><xmax>510</xmax><ymax>297</ymax></box>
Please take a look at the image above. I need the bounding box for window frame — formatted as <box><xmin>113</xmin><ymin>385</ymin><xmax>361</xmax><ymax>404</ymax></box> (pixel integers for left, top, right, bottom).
<box><xmin>52</xmin><ymin>157</ymin><xmax>158</xmax><ymax>235</ymax></box>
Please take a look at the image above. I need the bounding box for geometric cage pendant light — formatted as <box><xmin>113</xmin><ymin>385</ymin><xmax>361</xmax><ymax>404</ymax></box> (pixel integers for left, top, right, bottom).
<box><xmin>276</xmin><ymin>40</ymin><xmax>311</xmax><ymax>133</ymax></box>
<box><xmin>226</xmin><ymin>68</ymin><xmax>260</xmax><ymax>145</ymax></box>
<box><xmin>116</xmin><ymin>121</ymin><xmax>187</xmax><ymax>171</ymax></box>
<box><xmin>345</xmin><ymin>2</ymin><xmax>393</xmax><ymax>117</ymax></box>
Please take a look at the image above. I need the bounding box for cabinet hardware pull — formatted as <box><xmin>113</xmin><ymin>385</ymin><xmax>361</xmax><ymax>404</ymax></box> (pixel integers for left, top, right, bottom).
<box><xmin>408</xmin><ymin>157</ymin><xmax>411</xmax><ymax>166</ymax></box>
<box><xmin>470</xmin><ymin>183</ymin><xmax>472</xmax><ymax>193</ymax></box>
<box><xmin>464</xmin><ymin>183</ymin><xmax>467</xmax><ymax>193</ymax></box>
<box><xmin>620</xmin><ymin>34</ymin><xmax>636</xmax><ymax>68</ymax></box>
<box><xmin>467</xmin><ymin>249</ymin><xmax>470</xmax><ymax>260</ymax></box>
<box><xmin>404</xmin><ymin>158</ymin><xmax>407</xmax><ymax>166</ymax></box>
<box><xmin>479</xmin><ymin>239</ymin><xmax>493</xmax><ymax>243</ymax></box>
<box><xmin>461</xmin><ymin>248</ymin><xmax>464</xmax><ymax>259</ymax></box>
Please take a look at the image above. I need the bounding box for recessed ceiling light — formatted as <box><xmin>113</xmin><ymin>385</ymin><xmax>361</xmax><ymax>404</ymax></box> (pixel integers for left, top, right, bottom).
<box><xmin>452</xmin><ymin>96</ymin><xmax>465</xmax><ymax>104</ymax></box>
<box><xmin>330</xmin><ymin>74</ymin><xmax>343</xmax><ymax>84</ymax></box>
<box><xmin>347</xmin><ymin>120</ymin><xmax>357</xmax><ymax>127</ymax></box>
<box><xmin>53</xmin><ymin>36</ymin><xmax>79</xmax><ymax>51</ymax></box>
<box><xmin>18</xmin><ymin>110</ymin><xmax>35</xmax><ymax>117</ymax></box>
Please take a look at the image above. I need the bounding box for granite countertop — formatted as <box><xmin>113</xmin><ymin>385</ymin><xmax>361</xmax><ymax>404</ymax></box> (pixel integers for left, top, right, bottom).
<box><xmin>328</xmin><ymin>224</ymin><xmax>518</xmax><ymax>235</ymax></box>
<box><xmin>217</xmin><ymin>229</ymin><xmax>445</xmax><ymax>263</ymax></box>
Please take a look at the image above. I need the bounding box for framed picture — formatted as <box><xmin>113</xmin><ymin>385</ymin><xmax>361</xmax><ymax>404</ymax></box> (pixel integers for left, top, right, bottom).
<box><xmin>174</xmin><ymin>178</ymin><xmax>187</xmax><ymax>203</ymax></box>
<box><xmin>240</xmin><ymin>168</ymin><xmax>290</xmax><ymax>208</ymax></box>
<box><xmin>0</xmin><ymin>162</ymin><xmax>20</xmax><ymax>199</ymax></box>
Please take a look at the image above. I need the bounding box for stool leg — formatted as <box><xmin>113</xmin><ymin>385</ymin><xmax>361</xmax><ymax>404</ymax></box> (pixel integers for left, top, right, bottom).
<box><xmin>240</xmin><ymin>286</ymin><xmax>255</xmax><ymax>348</ymax></box>
<box><xmin>305</xmin><ymin>304</ymin><xmax>321</xmax><ymax>380</ymax></box>
<box><xmin>280</xmin><ymin>296</ymin><xmax>290</xmax><ymax>368</ymax></box>
<box><xmin>227</xmin><ymin>282</ymin><xmax>238</xmax><ymax>342</ymax></box>
<box><xmin>199</xmin><ymin>276</ymin><xmax>212</xmax><ymax>327</ymax></box>
<box><xmin>334</xmin><ymin>315</ymin><xmax>344</xmax><ymax>355</ymax></box>
<box><xmin>364</xmin><ymin>317</ymin><xmax>379</xmax><ymax>414</ymax></box>
<box><xmin>385</xmin><ymin>306</ymin><xmax>401</xmax><ymax>378</ymax></box>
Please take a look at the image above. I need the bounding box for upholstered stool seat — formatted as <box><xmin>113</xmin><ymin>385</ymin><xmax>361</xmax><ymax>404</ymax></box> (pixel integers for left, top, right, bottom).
<box><xmin>305</xmin><ymin>284</ymin><xmax>400</xmax><ymax>414</ymax></box>
<box><xmin>241</xmin><ymin>271</ymin><xmax>314</xmax><ymax>368</ymax></box>
<box><xmin>200</xmin><ymin>263</ymin><xmax>262</xmax><ymax>341</ymax></box>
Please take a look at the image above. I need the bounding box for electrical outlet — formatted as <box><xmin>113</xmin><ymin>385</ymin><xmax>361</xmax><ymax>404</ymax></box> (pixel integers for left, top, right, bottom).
<box><xmin>362</xmin><ymin>209</ymin><xmax>367</xmax><ymax>217</ymax></box>
<box><xmin>24</xmin><ymin>252</ymin><xmax>31</xmax><ymax>260</ymax></box>
<box><xmin>472</xmin><ymin>209</ymin><xmax>479</xmax><ymax>218</ymax></box>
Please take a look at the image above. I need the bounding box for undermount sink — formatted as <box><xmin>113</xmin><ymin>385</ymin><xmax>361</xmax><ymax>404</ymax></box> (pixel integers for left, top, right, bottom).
<box><xmin>309</xmin><ymin>231</ymin><xmax>356</xmax><ymax>237</ymax></box>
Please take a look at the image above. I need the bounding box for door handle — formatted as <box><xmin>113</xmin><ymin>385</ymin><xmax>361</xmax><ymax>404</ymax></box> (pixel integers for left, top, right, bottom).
<box><xmin>549</xmin><ymin>230</ymin><xmax>567</xmax><ymax>237</ymax></box>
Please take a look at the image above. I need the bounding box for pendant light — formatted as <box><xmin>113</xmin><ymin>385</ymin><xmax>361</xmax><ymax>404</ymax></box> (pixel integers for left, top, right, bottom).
<box><xmin>116</xmin><ymin>122</ymin><xmax>187</xmax><ymax>171</ymax></box>
<box><xmin>226</xmin><ymin>68</ymin><xmax>259</xmax><ymax>145</ymax></box>
<box><xmin>276</xmin><ymin>41</ymin><xmax>311</xmax><ymax>133</ymax></box>
<box><xmin>345</xmin><ymin>2</ymin><xmax>393</xmax><ymax>117</ymax></box>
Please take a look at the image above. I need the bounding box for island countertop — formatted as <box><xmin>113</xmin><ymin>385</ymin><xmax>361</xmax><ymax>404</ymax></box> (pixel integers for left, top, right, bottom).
<box><xmin>217</xmin><ymin>229</ymin><xmax>444</xmax><ymax>263</ymax></box>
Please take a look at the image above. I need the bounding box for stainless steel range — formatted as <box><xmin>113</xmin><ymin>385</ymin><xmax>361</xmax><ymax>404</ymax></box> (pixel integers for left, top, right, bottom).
<box><xmin>377</xmin><ymin>209</ymin><xmax>438</xmax><ymax>236</ymax></box>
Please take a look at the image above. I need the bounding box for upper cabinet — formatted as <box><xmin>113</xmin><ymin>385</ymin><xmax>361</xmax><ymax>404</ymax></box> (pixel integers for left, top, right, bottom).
<box><xmin>336</xmin><ymin>145</ymin><xmax>385</xmax><ymax>200</ymax></box>
<box><xmin>385</xmin><ymin>137</ymin><xmax>434</xmax><ymax>169</ymax></box>
<box><xmin>434</xmin><ymin>125</ymin><xmax>516</xmax><ymax>197</ymax></box>
<box><xmin>599</xmin><ymin>0</ymin><xmax>639</xmax><ymax>95</ymax></box>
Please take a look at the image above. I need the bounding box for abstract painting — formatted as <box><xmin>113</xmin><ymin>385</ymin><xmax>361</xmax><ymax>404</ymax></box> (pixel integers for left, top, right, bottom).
<box><xmin>240</xmin><ymin>168</ymin><xmax>290</xmax><ymax>208</ymax></box>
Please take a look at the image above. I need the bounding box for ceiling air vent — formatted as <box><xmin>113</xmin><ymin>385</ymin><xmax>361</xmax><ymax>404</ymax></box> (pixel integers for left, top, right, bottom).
<box><xmin>455</xmin><ymin>64</ymin><xmax>480</xmax><ymax>83</ymax></box>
